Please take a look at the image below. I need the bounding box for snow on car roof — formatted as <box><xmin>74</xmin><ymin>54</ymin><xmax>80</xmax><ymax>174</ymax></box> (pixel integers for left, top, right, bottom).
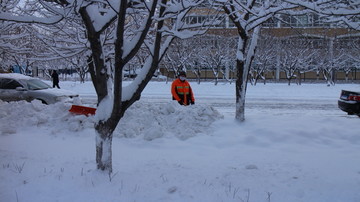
<box><xmin>0</xmin><ymin>73</ymin><xmax>35</xmax><ymax>80</ymax></box>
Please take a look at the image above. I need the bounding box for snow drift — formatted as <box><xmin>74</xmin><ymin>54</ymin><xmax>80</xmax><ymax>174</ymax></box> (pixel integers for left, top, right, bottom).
<box><xmin>0</xmin><ymin>100</ymin><xmax>223</xmax><ymax>141</ymax></box>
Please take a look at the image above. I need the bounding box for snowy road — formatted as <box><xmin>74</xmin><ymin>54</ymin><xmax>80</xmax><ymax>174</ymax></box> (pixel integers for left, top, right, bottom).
<box><xmin>76</xmin><ymin>82</ymin><xmax>346</xmax><ymax>116</ymax></box>
<box><xmin>139</xmin><ymin>96</ymin><xmax>340</xmax><ymax>117</ymax></box>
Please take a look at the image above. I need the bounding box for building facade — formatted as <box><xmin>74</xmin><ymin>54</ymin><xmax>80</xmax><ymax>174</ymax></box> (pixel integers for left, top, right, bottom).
<box><xmin>160</xmin><ymin>6</ymin><xmax>360</xmax><ymax>83</ymax></box>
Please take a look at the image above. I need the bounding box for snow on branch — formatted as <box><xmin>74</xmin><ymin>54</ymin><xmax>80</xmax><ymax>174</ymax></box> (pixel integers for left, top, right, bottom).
<box><xmin>284</xmin><ymin>0</ymin><xmax>360</xmax><ymax>16</ymax></box>
<box><xmin>0</xmin><ymin>13</ymin><xmax>64</xmax><ymax>24</ymax></box>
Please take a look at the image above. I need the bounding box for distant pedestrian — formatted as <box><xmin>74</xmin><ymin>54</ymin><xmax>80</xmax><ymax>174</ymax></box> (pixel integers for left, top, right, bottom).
<box><xmin>171</xmin><ymin>71</ymin><xmax>195</xmax><ymax>106</ymax></box>
<box><xmin>51</xmin><ymin>70</ymin><xmax>60</xmax><ymax>89</ymax></box>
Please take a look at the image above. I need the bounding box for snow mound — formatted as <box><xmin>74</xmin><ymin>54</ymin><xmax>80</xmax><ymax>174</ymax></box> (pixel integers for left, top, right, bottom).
<box><xmin>0</xmin><ymin>100</ymin><xmax>223</xmax><ymax>140</ymax></box>
<box><xmin>115</xmin><ymin>101</ymin><xmax>224</xmax><ymax>140</ymax></box>
<box><xmin>0</xmin><ymin>100</ymin><xmax>93</xmax><ymax>135</ymax></box>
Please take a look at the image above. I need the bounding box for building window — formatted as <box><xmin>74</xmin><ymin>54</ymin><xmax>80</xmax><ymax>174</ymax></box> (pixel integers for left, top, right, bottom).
<box><xmin>279</xmin><ymin>14</ymin><xmax>332</xmax><ymax>28</ymax></box>
<box><xmin>183</xmin><ymin>15</ymin><xmax>228</xmax><ymax>28</ymax></box>
<box><xmin>263</xmin><ymin>17</ymin><xmax>278</xmax><ymax>27</ymax></box>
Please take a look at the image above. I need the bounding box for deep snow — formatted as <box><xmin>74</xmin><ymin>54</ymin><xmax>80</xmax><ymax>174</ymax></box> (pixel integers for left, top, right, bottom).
<box><xmin>1</xmin><ymin>80</ymin><xmax>360</xmax><ymax>202</ymax></box>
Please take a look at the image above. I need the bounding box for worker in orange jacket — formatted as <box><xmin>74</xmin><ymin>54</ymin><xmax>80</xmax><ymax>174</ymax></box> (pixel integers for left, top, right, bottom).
<box><xmin>171</xmin><ymin>71</ymin><xmax>195</xmax><ymax>106</ymax></box>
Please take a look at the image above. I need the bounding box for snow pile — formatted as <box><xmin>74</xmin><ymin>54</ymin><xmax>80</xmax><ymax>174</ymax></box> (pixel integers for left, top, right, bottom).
<box><xmin>115</xmin><ymin>101</ymin><xmax>223</xmax><ymax>140</ymax></box>
<box><xmin>0</xmin><ymin>100</ymin><xmax>223</xmax><ymax>140</ymax></box>
<box><xmin>0</xmin><ymin>100</ymin><xmax>93</xmax><ymax>135</ymax></box>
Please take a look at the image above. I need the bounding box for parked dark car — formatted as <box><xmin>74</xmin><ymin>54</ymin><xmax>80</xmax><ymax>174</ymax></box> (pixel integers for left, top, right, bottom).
<box><xmin>338</xmin><ymin>90</ymin><xmax>360</xmax><ymax>117</ymax></box>
<box><xmin>0</xmin><ymin>73</ymin><xmax>79</xmax><ymax>104</ymax></box>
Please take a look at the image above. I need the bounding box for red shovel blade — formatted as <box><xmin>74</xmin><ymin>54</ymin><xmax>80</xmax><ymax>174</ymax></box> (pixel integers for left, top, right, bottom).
<box><xmin>69</xmin><ymin>105</ymin><xmax>96</xmax><ymax>116</ymax></box>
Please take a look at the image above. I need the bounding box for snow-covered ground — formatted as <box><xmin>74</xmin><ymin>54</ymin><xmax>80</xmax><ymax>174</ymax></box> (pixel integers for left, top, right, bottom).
<box><xmin>1</xmin><ymin>80</ymin><xmax>360</xmax><ymax>202</ymax></box>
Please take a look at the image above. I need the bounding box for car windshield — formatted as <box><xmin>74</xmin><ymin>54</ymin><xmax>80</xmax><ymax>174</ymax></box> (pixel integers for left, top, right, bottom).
<box><xmin>24</xmin><ymin>79</ymin><xmax>51</xmax><ymax>90</ymax></box>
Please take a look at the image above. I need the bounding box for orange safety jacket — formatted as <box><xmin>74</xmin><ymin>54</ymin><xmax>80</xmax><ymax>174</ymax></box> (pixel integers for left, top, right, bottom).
<box><xmin>171</xmin><ymin>78</ymin><xmax>195</xmax><ymax>105</ymax></box>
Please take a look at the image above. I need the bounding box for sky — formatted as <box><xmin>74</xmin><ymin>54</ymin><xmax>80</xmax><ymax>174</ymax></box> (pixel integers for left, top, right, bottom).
<box><xmin>1</xmin><ymin>80</ymin><xmax>360</xmax><ymax>202</ymax></box>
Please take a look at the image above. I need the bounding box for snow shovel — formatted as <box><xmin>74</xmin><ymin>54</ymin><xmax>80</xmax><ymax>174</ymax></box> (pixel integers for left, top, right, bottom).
<box><xmin>69</xmin><ymin>105</ymin><xmax>96</xmax><ymax>116</ymax></box>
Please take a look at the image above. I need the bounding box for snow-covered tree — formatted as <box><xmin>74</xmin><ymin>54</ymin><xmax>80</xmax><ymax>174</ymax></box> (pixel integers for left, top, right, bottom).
<box><xmin>285</xmin><ymin>0</ymin><xmax>360</xmax><ymax>31</ymax></box>
<box><xmin>212</xmin><ymin>0</ymin><xmax>298</xmax><ymax>121</ymax></box>
<box><xmin>335</xmin><ymin>35</ymin><xmax>360</xmax><ymax>82</ymax></box>
<box><xmin>1</xmin><ymin>1</ymin><xmax>89</xmax><ymax>76</ymax></box>
<box><xmin>163</xmin><ymin>34</ymin><xmax>237</xmax><ymax>84</ymax></box>
<box><xmin>67</xmin><ymin>53</ymin><xmax>91</xmax><ymax>83</ymax></box>
<box><xmin>34</xmin><ymin>19</ymin><xmax>90</xmax><ymax>80</ymax></box>
<box><xmin>212</xmin><ymin>0</ymin><xmax>359</xmax><ymax>121</ymax></box>
<box><xmin>0</xmin><ymin>22</ymin><xmax>44</xmax><ymax>73</ymax></box>
<box><xmin>250</xmin><ymin>35</ymin><xmax>277</xmax><ymax>85</ymax></box>
<box><xmin>162</xmin><ymin>38</ymin><xmax>197</xmax><ymax>80</ymax></box>
<box><xmin>1</xmin><ymin>0</ymin><xmax>205</xmax><ymax>173</ymax></box>
<box><xmin>277</xmin><ymin>37</ymin><xmax>314</xmax><ymax>85</ymax></box>
<box><xmin>198</xmin><ymin>34</ymin><xmax>237</xmax><ymax>85</ymax></box>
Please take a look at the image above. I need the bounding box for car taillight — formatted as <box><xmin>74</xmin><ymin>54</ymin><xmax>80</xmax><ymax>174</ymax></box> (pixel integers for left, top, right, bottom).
<box><xmin>349</xmin><ymin>95</ymin><xmax>360</xmax><ymax>101</ymax></box>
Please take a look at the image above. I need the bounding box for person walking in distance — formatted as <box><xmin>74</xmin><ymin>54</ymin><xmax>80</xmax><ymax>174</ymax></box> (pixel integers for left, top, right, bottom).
<box><xmin>51</xmin><ymin>70</ymin><xmax>60</xmax><ymax>89</ymax></box>
<box><xmin>171</xmin><ymin>71</ymin><xmax>195</xmax><ymax>106</ymax></box>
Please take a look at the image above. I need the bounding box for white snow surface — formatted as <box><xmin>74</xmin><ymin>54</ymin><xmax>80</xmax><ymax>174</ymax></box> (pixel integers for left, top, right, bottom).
<box><xmin>1</xmin><ymin>80</ymin><xmax>360</xmax><ymax>202</ymax></box>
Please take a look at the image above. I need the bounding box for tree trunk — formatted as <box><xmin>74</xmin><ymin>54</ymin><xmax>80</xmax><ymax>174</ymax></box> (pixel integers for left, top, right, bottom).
<box><xmin>96</xmin><ymin>131</ymin><xmax>113</xmax><ymax>172</ymax></box>
<box><xmin>92</xmin><ymin>0</ymin><xmax>166</xmax><ymax>173</ymax></box>
<box><xmin>94</xmin><ymin>118</ymin><xmax>119</xmax><ymax>173</ymax></box>
<box><xmin>235</xmin><ymin>59</ymin><xmax>246</xmax><ymax>122</ymax></box>
<box><xmin>234</xmin><ymin>26</ymin><xmax>260</xmax><ymax>122</ymax></box>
